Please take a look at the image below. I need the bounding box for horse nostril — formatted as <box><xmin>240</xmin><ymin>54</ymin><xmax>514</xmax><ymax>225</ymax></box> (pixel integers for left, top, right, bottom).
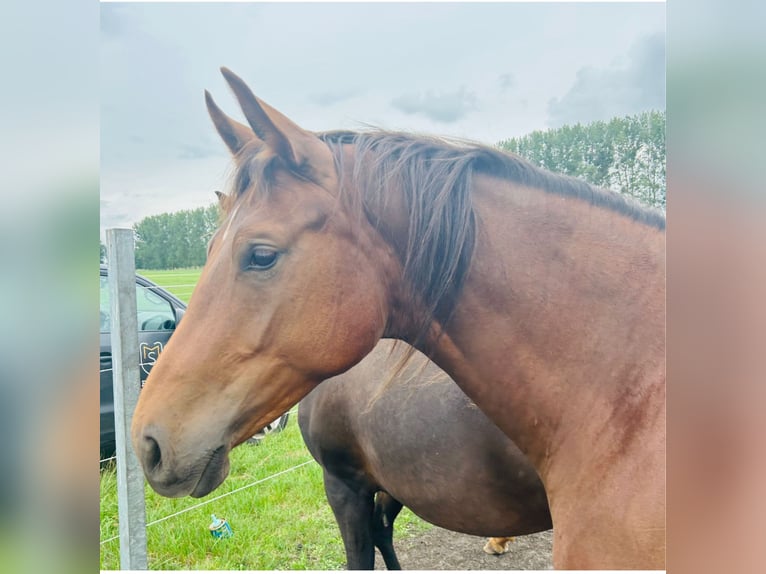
<box><xmin>143</xmin><ymin>435</ymin><xmax>162</xmax><ymax>471</ymax></box>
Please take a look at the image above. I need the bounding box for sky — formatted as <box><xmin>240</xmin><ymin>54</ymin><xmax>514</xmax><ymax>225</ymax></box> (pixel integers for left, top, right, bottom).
<box><xmin>100</xmin><ymin>1</ymin><xmax>666</xmax><ymax>236</ymax></box>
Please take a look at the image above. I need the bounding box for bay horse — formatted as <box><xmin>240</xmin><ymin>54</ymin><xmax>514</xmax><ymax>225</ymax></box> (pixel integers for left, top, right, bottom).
<box><xmin>299</xmin><ymin>340</ymin><xmax>551</xmax><ymax>569</ymax></box>
<box><xmin>131</xmin><ymin>68</ymin><xmax>665</xmax><ymax>569</ymax></box>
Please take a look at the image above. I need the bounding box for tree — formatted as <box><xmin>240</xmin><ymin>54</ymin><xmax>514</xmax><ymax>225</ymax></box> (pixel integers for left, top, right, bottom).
<box><xmin>497</xmin><ymin>110</ymin><xmax>666</xmax><ymax>210</ymax></box>
<box><xmin>133</xmin><ymin>203</ymin><xmax>221</xmax><ymax>269</ymax></box>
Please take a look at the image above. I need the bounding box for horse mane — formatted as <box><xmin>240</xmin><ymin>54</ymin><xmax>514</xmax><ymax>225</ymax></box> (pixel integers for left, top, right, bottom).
<box><xmin>227</xmin><ymin>128</ymin><xmax>665</xmax><ymax>349</ymax></box>
<box><xmin>321</xmin><ymin>131</ymin><xmax>480</xmax><ymax>348</ymax></box>
<box><xmin>319</xmin><ymin>129</ymin><xmax>664</xmax><ymax>348</ymax></box>
<box><xmin>319</xmin><ymin>129</ymin><xmax>666</xmax><ymax>229</ymax></box>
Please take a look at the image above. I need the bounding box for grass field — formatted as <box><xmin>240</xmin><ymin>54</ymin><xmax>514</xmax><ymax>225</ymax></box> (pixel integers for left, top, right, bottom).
<box><xmin>100</xmin><ymin>420</ymin><xmax>429</xmax><ymax>570</ymax></box>
<box><xmin>101</xmin><ymin>267</ymin><xmax>432</xmax><ymax>569</ymax></box>
<box><xmin>138</xmin><ymin>267</ymin><xmax>202</xmax><ymax>303</ymax></box>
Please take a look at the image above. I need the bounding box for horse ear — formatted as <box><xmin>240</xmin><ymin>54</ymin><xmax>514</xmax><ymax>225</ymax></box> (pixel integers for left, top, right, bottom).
<box><xmin>214</xmin><ymin>190</ymin><xmax>231</xmax><ymax>212</ymax></box>
<box><xmin>215</xmin><ymin>190</ymin><xmax>233</xmax><ymax>213</ymax></box>
<box><xmin>205</xmin><ymin>90</ymin><xmax>257</xmax><ymax>155</ymax></box>
<box><xmin>219</xmin><ymin>67</ymin><xmax>336</xmax><ymax>186</ymax></box>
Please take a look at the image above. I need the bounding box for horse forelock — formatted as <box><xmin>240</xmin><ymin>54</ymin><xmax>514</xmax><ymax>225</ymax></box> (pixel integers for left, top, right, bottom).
<box><xmin>225</xmin><ymin>144</ymin><xmax>280</xmax><ymax>206</ymax></box>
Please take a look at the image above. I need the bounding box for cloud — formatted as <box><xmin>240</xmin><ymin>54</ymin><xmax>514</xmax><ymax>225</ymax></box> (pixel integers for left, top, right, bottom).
<box><xmin>177</xmin><ymin>141</ymin><xmax>222</xmax><ymax>160</ymax></box>
<box><xmin>310</xmin><ymin>89</ymin><xmax>361</xmax><ymax>107</ymax></box>
<box><xmin>547</xmin><ymin>32</ymin><xmax>665</xmax><ymax>127</ymax></box>
<box><xmin>498</xmin><ymin>73</ymin><xmax>515</xmax><ymax>91</ymax></box>
<box><xmin>391</xmin><ymin>87</ymin><xmax>478</xmax><ymax>123</ymax></box>
<box><xmin>100</xmin><ymin>5</ymin><xmax>134</xmax><ymax>39</ymax></box>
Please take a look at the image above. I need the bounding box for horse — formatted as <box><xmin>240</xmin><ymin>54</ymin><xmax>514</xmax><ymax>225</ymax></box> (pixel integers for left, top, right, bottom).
<box><xmin>298</xmin><ymin>339</ymin><xmax>551</xmax><ymax>569</ymax></box>
<box><xmin>131</xmin><ymin>68</ymin><xmax>665</xmax><ymax>569</ymax></box>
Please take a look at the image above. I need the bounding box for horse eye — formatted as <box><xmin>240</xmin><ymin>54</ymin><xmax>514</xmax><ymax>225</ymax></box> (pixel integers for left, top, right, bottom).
<box><xmin>246</xmin><ymin>247</ymin><xmax>279</xmax><ymax>271</ymax></box>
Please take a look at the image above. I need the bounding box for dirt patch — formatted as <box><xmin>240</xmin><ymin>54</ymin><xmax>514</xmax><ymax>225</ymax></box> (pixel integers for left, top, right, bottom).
<box><xmin>374</xmin><ymin>528</ymin><xmax>553</xmax><ymax>570</ymax></box>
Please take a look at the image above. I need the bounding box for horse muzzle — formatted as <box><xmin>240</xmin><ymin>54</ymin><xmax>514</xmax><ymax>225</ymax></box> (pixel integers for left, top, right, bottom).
<box><xmin>133</xmin><ymin>425</ymin><xmax>231</xmax><ymax>498</ymax></box>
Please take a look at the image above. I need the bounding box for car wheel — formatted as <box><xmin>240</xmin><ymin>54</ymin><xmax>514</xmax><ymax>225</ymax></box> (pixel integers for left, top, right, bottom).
<box><xmin>245</xmin><ymin>412</ymin><xmax>290</xmax><ymax>445</ymax></box>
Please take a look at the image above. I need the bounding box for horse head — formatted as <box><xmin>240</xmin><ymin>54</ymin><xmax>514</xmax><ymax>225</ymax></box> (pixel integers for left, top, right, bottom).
<box><xmin>131</xmin><ymin>68</ymin><xmax>403</xmax><ymax>497</ymax></box>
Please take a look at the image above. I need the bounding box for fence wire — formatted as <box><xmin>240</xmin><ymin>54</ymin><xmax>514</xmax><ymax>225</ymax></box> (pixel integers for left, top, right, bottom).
<box><xmin>100</xmin><ymin>459</ymin><xmax>315</xmax><ymax>546</ymax></box>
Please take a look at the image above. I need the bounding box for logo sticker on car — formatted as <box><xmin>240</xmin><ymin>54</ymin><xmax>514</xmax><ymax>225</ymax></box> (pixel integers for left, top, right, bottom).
<box><xmin>140</xmin><ymin>342</ymin><xmax>164</xmax><ymax>379</ymax></box>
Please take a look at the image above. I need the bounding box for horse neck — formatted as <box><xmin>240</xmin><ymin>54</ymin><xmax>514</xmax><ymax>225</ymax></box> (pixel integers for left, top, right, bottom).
<box><xmin>421</xmin><ymin>174</ymin><xmax>666</xmax><ymax>477</ymax></box>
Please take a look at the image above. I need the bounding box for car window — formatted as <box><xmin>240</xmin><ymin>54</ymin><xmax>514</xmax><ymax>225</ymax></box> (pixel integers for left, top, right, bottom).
<box><xmin>100</xmin><ymin>275</ymin><xmax>176</xmax><ymax>333</ymax></box>
<box><xmin>136</xmin><ymin>284</ymin><xmax>175</xmax><ymax>331</ymax></box>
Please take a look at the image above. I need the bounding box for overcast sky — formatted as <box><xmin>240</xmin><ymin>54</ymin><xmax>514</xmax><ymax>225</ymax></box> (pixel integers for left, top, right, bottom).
<box><xmin>100</xmin><ymin>2</ymin><xmax>665</xmax><ymax>236</ymax></box>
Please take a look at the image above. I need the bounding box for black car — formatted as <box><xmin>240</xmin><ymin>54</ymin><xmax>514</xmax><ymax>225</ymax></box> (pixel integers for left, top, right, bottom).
<box><xmin>99</xmin><ymin>265</ymin><xmax>288</xmax><ymax>457</ymax></box>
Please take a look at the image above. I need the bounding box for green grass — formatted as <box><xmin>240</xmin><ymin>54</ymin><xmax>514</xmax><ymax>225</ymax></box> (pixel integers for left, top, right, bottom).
<box><xmin>102</xmin><ymin>267</ymin><xmax>432</xmax><ymax>569</ymax></box>
<box><xmin>138</xmin><ymin>267</ymin><xmax>202</xmax><ymax>303</ymax></box>
<box><xmin>100</xmin><ymin>419</ymin><xmax>431</xmax><ymax>570</ymax></box>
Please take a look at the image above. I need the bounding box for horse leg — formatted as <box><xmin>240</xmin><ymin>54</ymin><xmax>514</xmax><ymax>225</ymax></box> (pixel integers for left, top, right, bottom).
<box><xmin>372</xmin><ymin>491</ymin><xmax>403</xmax><ymax>570</ymax></box>
<box><xmin>322</xmin><ymin>471</ymin><xmax>376</xmax><ymax>570</ymax></box>
<box><xmin>483</xmin><ymin>536</ymin><xmax>514</xmax><ymax>555</ymax></box>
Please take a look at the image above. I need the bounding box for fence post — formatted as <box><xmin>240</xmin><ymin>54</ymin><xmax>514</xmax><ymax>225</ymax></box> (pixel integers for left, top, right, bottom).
<box><xmin>106</xmin><ymin>228</ymin><xmax>148</xmax><ymax>570</ymax></box>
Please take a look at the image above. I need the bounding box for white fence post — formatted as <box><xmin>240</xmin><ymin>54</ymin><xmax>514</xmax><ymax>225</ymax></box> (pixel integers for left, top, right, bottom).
<box><xmin>106</xmin><ymin>228</ymin><xmax>148</xmax><ymax>570</ymax></box>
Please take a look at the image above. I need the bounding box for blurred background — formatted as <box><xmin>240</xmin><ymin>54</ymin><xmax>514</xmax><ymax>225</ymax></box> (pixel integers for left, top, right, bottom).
<box><xmin>0</xmin><ymin>1</ymin><xmax>97</xmax><ymax>573</ymax></box>
<box><xmin>667</xmin><ymin>1</ymin><xmax>766</xmax><ymax>572</ymax></box>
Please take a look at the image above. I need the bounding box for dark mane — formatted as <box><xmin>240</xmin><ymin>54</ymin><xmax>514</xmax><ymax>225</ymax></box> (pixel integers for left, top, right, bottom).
<box><xmin>319</xmin><ymin>129</ymin><xmax>665</xmax><ymax>230</ymax></box>
<box><xmin>319</xmin><ymin>129</ymin><xmax>664</xmax><ymax>346</ymax></box>
<box><xmin>322</xmin><ymin>130</ymin><xmax>479</xmax><ymax>345</ymax></box>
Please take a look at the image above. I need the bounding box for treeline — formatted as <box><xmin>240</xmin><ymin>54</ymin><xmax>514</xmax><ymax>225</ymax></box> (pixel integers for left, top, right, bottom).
<box><xmin>133</xmin><ymin>204</ymin><xmax>220</xmax><ymax>269</ymax></box>
<box><xmin>108</xmin><ymin>111</ymin><xmax>665</xmax><ymax>270</ymax></box>
<box><xmin>497</xmin><ymin>110</ymin><xmax>665</xmax><ymax>210</ymax></box>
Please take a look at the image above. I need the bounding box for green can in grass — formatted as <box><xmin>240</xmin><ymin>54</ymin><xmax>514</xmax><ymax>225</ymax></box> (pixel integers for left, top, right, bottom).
<box><xmin>209</xmin><ymin>514</ymin><xmax>233</xmax><ymax>539</ymax></box>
